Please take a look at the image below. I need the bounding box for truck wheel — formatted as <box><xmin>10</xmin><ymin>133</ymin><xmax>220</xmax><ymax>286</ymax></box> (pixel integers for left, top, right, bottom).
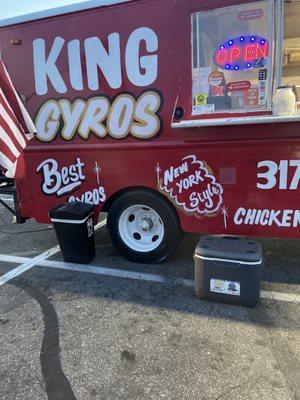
<box><xmin>107</xmin><ymin>190</ymin><xmax>183</xmax><ymax>263</ymax></box>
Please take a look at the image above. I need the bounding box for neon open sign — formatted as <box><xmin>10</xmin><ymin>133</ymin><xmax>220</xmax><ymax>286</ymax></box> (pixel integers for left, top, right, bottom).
<box><xmin>214</xmin><ymin>35</ymin><xmax>269</xmax><ymax>71</ymax></box>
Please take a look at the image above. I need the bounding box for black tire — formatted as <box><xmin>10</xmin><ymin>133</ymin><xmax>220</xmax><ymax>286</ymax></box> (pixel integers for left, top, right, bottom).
<box><xmin>107</xmin><ymin>189</ymin><xmax>183</xmax><ymax>264</ymax></box>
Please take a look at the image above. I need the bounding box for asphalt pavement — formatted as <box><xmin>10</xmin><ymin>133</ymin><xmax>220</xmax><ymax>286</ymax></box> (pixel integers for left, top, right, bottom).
<box><xmin>0</xmin><ymin>203</ymin><xmax>299</xmax><ymax>400</ymax></box>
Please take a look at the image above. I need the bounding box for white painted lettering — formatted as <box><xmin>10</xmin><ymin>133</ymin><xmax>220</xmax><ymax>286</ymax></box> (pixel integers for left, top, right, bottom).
<box><xmin>234</xmin><ymin>207</ymin><xmax>300</xmax><ymax>229</ymax></box>
<box><xmin>107</xmin><ymin>95</ymin><xmax>135</xmax><ymax>138</ymax></box>
<box><xmin>59</xmin><ymin>99</ymin><xmax>86</xmax><ymax>140</ymax></box>
<box><xmin>33</xmin><ymin>27</ymin><xmax>158</xmax><ymax>95</ymax></box>
<box><xmin>37</xmin><ymin>158</ymin><xmax>85</xmax><ymax>197</ymax></box>
<box><xmin>234</xmin><ymin>208</ymin><xmax>246</xmax><ymax>225</ymax></box>
<box><xmin>281</xmin><ymin>210</ymin><xmax>293</xmax><ymax>227</ymax></box>
<box><xmin>36</xmin><ymin>91</ymin><xmax>161</xmax><ymax>142</ymax></box>
<box><xmin>260</xmin><ymin>210</ymin><xmax>270</xmax><ymax>226</ymax></box>
<box><xmin>244</xmin><ymin>209</ymin><xmax>257</xmax><ymax>225</ymax></box>
<box><xmin>293</xmin><ymin>210</ymin><xmax>300</xmax><ymax>227</ymax></box>
<box><xmin>268</xmin><ymin>210</ymin><xmax>282</xmax><ymax>227</ymax></box>
<box><xmin>131</xmin><ymin>91</ymin><xmax>161</xmax><ymax>138</ymax></box>
<box><xmin>36</xmin><ymin>101</ymin><xmax>60</xmax><ymax>142</ymax></box>
<box><xmin>79</xmin><ymin>97</ymin><xmax>109</xmax><ymax>139</ymax></box>
<box><xmin>126</xmin><ymin>27</ymin><xmax>158</xmax><ymax>87</ymax></box>
<box><xmin>164</xmin><ymin>168</ymin><xmax>174</xmax><ymax>186</ymax></box>
<box><xmin>33</xmin><ymin>37</ymin><xmax>67</xmax><ymax>95</ymax></box>
<box><xmin>67</xmin><ymin>40</ymin><xmax>83</xmax><ymax>91</ymax></box>
<box><xmin>85</xmin><ymin>33</ymin><xmax>122</xmax><ymax>91</ymax></box>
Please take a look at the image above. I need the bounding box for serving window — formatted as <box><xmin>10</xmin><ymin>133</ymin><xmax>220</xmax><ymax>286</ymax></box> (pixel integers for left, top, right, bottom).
<box><xmin>191</xmin><ymin>1</ymin><xmax>274</xmax><ymax>116</ymax></box>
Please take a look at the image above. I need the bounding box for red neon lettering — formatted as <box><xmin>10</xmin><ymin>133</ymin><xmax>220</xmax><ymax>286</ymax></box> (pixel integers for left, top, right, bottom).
<box><xmin>215</xmin><ymin>49</ymin><xmax>228</xmax><ymax>65</ymax></box>
<box><xmin>256</xmin><ymin>43</ymin><xmax>269</xmax><ymax>59</ymax></box>
<box><xmin>244</xmin><ymin>44</ymin><xmax>257</xmax><ymax>61</ymax></box>
<box><xmin>229</xmin><ymin>46</ymin><xmax>242</xmax><ymax>62</ymax></box>
<box><xmin>215</xmin><ymin>38</ymin><xmax>269</xmax><ymax>68</ymax></box>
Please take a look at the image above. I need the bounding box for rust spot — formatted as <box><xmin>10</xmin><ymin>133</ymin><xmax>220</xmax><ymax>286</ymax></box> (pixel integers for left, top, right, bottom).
<box><xmin>10</xmin><ymin>38</ymin><xmax>22</xmax><ymax>45</ymax></box>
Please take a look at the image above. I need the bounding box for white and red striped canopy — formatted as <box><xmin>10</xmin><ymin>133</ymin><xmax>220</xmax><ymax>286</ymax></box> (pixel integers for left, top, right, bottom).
<box><xmin>0</xmin><ymin>58</ymin><xmax>36</xmax><ymax>178</ymax></box>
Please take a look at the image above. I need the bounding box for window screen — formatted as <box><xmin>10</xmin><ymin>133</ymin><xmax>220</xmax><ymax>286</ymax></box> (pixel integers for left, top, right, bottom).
<box><xmin>192</xmin><ymin>1</ymin><xmax>274</xmax><ymax>116</ymax></box>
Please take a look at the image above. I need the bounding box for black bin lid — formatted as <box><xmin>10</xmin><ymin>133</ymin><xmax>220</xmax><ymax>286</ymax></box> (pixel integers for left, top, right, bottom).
<box><xmin>195</xmin><ymin>236</ymin><xmax>262</xmax><ymax>263</ymax></box>
<box><xmin>49</xmin><ymin>201</ymin><xmax>94</xmax><ymax>221</ymax></box>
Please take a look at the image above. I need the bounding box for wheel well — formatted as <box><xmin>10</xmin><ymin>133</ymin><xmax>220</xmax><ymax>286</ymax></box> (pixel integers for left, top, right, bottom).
<box><xmin>102</xmin><ymin>186</ymin><xmax>182</xmax><ymax>228</ymax></box>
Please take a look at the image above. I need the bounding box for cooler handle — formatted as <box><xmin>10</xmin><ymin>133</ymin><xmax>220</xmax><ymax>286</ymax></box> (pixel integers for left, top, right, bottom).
<box><xmin>194</xmin><ymin>254</ymin><xmax>262</xmax><ymax>267</ymax></box>
<box><xmin>212</xmin><ymin>260</ymin><xmax>241</xmax><ymax>269</ymax></box>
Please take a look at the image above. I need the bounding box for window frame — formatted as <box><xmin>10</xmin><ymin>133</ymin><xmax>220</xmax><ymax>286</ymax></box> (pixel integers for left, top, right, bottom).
<box><xmin>171</xmin><ymin>0</ymin><xmax>300</xmax><ymax>128</ymax></box>
<box><xmin>190</xmin><ymin>0</ymin><xmax>276</xmax><ymax>118</ymax></box>
<box><xmin>275</xmin><ymin>0</ymin><xmax>284</xmax><ymax>89</ymax></box>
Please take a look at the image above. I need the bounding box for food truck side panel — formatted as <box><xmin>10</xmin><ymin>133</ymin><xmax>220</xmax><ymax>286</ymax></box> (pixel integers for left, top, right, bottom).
<box><xmin>18</xmin><ymin>135</ymin><xmax>300</xmax><ymax>239</ymax></box>
<box><xmin>1</xmin><ymin>0</ymin><xmax>300</xmax><ymax>239</ymax></box>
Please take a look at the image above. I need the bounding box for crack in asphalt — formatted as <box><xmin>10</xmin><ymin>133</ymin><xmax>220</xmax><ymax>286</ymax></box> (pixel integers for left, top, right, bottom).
<box><xmin>14</xmin><ymin>282</ymin><xmax>77</xmax><ymax>400</ymax></box>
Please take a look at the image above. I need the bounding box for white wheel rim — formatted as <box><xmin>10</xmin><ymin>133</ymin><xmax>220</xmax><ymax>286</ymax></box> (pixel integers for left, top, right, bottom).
<box><xmin>118</xmin><ymin>205</ymin><xmax>165</xmax><ymax>253</ymax></box>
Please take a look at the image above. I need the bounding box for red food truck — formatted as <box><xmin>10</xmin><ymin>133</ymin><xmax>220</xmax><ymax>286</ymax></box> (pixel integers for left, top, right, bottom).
<box><xmin>0</xmin><ymin>0</ymin><xmax>299</xmax><ymax>263</ymax></box>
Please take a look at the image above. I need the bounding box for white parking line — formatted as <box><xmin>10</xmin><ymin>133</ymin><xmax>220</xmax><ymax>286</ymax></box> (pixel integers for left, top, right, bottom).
<box><xmin>0</xmin><ymin>245</ymin><xmax>60</xmax><ymax>286</ymax></box>
<box><xmin>0</xmin><ymin>219</ymin><xmax>107</xmax><ymax>285</ymax></box>
<box><xmin>0</xmin><ymin>197</ymin><xmax>14</xmax><ymax>203</ymax></box>
<box><xmin>40</xmin><ymin>261</ymin><xmax>300</xmax><ymax>304</ymax></box>
<box><xmin>0</xmin><ymin>254</ymin><xmax>28</xmax><ymax>264</ymax></box>
<box><xmin>0</xmin><ymin>251</ymin><xmax>299</xmax><ymax>303</ymax></box>
<box><xmin>260</xmin><ymin>290</ymin><xmax>300</xmax><ymax>303</ymax></box>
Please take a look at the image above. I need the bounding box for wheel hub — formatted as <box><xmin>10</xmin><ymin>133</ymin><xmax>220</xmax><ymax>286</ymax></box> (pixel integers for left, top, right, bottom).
<box><xmin>139</xmin><ymin>217</ymin><xmax>154</xmax><ymax>232</ymax></box>
<box><xmin>118</xmin><ymin>205</ymin><xmax>165</xmax><ymax>253</ymax></box>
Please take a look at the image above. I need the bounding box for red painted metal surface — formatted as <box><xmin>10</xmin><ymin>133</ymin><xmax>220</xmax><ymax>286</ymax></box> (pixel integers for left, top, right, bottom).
<box><xmin>0</xmin><ymin>0</ymin><xmax>299</xmax><ymax>239</ymax></box>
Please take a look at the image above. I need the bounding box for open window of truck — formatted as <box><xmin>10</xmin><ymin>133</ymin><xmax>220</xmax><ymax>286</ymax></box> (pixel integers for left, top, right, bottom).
<box><xmin>172</xmin><ymin>0</ymin><xmax>300</xmax><ymax>128</ymax></box>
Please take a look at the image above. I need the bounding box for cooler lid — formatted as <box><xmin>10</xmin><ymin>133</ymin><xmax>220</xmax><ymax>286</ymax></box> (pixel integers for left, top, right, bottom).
<box><xmin>49</xmin><ymin>201</ymin><xmax>94</xmax><ymax>221</ymax></box>
<box><xmin>195</xmin><ymin>236</ymin><xmax>262</xmax><ymax>263</ymax></box>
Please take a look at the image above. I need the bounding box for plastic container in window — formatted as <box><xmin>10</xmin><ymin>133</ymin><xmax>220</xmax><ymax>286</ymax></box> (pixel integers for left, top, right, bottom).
<box><xmin>273</xmin><ymin>86</ymin><xmax>296</xmax><ymax>116</ymax></box>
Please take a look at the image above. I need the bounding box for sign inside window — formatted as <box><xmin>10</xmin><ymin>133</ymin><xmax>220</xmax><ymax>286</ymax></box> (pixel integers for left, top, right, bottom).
<box><xmin>214</xmin><ymin>36</ymin><xmax>269</xmax><ymax>71</ymax></box>
<box><xmin>191</xmin><ymin>1</ymin><xmax>273</xmax><ymax>116</ymax></box>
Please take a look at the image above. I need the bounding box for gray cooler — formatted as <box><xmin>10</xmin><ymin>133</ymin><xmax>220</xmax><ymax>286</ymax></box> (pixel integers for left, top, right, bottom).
<box><xmin>194</xmin><ymin>236</ymin><xmax>263</xmax><ymax>307</ymax></box>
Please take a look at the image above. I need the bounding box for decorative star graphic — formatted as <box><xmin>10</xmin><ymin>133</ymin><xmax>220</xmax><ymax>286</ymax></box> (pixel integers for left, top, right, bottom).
<box><xmin>155</xmin><ymin>162</ymin><xmax>162</xmax><ymax>185</ymax></box>
<box><xmin>93</xmin><ymin>161</ymin><xmax>102</xmax><ymax>184</ymax></box>
<box><xmin>220</xmin><ymin>206</ymin><xmax>229</xmax><ymax>230</ymax></box>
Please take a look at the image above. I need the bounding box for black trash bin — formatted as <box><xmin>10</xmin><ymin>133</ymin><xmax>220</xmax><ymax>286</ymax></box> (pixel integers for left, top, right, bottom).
<box><xmin>50</xmin><ymin>202</ymin><xmax>95</xmax><ymax>264</ymax></box>
<box><xmin>194</xmin><ymin>236</ymin><xmax>263</xmax><ymax>307</ymax></box>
